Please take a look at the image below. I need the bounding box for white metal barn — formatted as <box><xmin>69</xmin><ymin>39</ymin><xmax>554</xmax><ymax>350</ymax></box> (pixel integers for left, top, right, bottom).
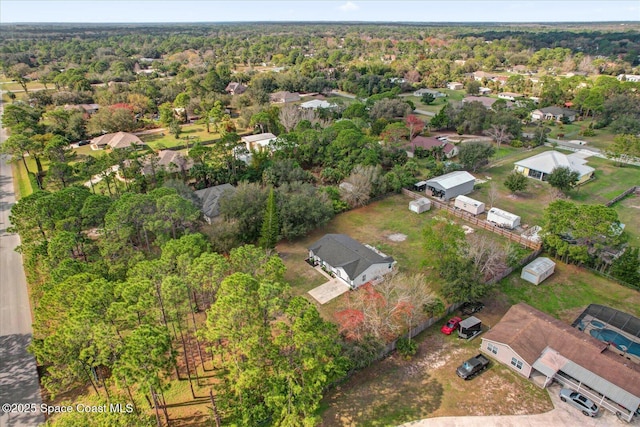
<box><xmin>521</xmin><ymin>257</ymin><xmax>556</xmax><ymax>285</ymax></box>
<box><xmin>425</xmin><ymin>171</ymin><xmax>476</xmax><ymax>201</ymax></box>
<box><xmin>454</xmin><ymin>195</ymin><xmax>485</xmax><ymax>215</ymax></box>
<box><xmin>409</xmin><ymin>198</ymin><xmax>431</xmax><ymax>214</ymax></box>
<box><xmin>487</xmin><ymin>207</ymin><xmax>521</xmax><ymax>229</ymax></box>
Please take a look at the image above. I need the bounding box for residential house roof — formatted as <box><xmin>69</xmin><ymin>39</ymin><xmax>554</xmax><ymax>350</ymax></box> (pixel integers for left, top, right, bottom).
<box><xmin>157</xmin><ymin>150</ymin><xmax>193</xmax><ymax>171</ymax></box>
<box><xmin>462</xmin><ymin>96</ymin><xmax>500</xmax><ymax>109</ymax></box>
<box><xmin>483</xmin><ymin>303</ymin><xmax>640</xmax><ymax>406</ymax></box>
<box><xmin>414</xmin><ymin>88</ymin><xmax>444</xmax><ymax>96</ymax></box>
<box><xmin>498</xmin><ymin>92</ymin><xmax>523</xmax><ymax>98</ymax></box>
<box><xmin>140</xmin><ymin>150</ymin><xmax>193</xmax><ymax>175</ymax></box>
<box><xmin>408</xmin><ymin>136</ymin><xmax>456</xmax><ymax>155</ymax></box>
<box><xmin>225</xmin><ymin>82</ymin><xmax>246</xmax><ymax>95</ymax></box>
<box><xmin>425</xmin><ymin>170</ymin><xmax>476</xmax><ymax>190</ymax></box>
<box><xmin>537</xmin><ymin>106</ymin><xmax>578</xmax><ymax>117</ymax></box>
<box><xmin>194</xmin><ymin>184</ymin><xmax>235</xmax><ymax>220</ymax></box>
<box><xmin>241</xmin><ymin>132</ymin><xmax>277</xmax><ymax>144</ymax></box>
<box><xmin>473</xmin><ymin>71</ymin><xmax>496</xmax><ymax>80</ymax></box>
<box><xmin>91</xmin><ymin>132</ymin><xmax>142</xmax><ymax>149</ymax></box>
<box><xmin>270</xmin><ymin>91</ymin><xmax>300</xmax><ymax>103</ymax></box>
<box><xmin>514</xmin><ymin>150</ymin><xmax>594</xmax><ymax>178</ymax></box>
<box><xmin>309</xmin><ymin>234</ymin><xmax>394</xmax><ymax>281</ymax></box>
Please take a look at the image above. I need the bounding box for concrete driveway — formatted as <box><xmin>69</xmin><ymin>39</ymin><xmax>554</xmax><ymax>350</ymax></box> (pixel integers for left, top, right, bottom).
<box><xmin>400</xmin><ymin>383</ymin><xmax>635</xmax><ymax>427</ymax></box>
<box><xmin>308</xmin><ymin>278</ymin><xmax>351</xmax><ymax>304</ymax></box>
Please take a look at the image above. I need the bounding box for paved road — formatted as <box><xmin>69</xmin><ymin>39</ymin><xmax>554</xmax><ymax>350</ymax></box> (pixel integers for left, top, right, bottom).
<box><xmin>0</xmin><ymin>91</ymin><xmax>45</xmax><ymax>426</ymax></box>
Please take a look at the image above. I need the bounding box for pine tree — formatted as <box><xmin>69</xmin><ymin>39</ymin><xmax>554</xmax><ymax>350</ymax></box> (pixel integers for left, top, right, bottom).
<box><xmin>259</xmin><ymin>188</ymin><xmax>279</xmax><ymax>250</ymax></box>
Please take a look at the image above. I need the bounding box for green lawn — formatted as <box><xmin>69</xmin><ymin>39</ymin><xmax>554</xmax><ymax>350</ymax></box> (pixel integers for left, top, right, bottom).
<box><xmin>570</xmin><ymin>157</ymin><xmax>640</xmax><ymax>204</ymax></box>
<box><xmin>0</xmin><ymin>81</ymin><xmax>47</xmax><ymax>92</ymax></box>
<box><xmin>140</xmin><ymin>124</ymin><xmax>220</xmax><ymax>150</ymax></box>
<box><xmin>278</xmin><ymin>194</ymin><xmax>444</xmax><ymax>320</ymax></box>
<box><xmin>473</xmin><ymin>146</ymin><xmax>640</xmax><ymax>231</ymax></box>
<box><xmin>499</xmin><ymin>259</ymin><xmax>640</xmax><ymax>322</ymax></box>
<box><xmin>523</xmin><ymin>119</ymin><xmax>617</xmax><ymax>152</ymax></box>
<box><xmin>613</xmin><ymin>194</ymin><xmax>640</xmax><ymax>247</ymax></box>
<box><xmin>11</xmin><ymin>160</ymin><xmax>32</xmax><ymax>199</ymax></box>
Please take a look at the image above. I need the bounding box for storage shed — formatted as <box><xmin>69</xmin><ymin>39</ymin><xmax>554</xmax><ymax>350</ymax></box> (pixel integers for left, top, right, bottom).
<box><xmin>487</xmin><ymin>207</ymin><xmax>521</xmax><ymax>229</ymax></box>
<box><xmin>425</xmin><ymin>171</ymin><xmax>476</xmax><ymax>201</ymax></box>
<box><xmin>454</xmin><ymin>195</ymin><xmax>485</xmax><ymax>215</ymax></box>
<box><xmin>521</xmin><ymin>257</ymin><xmax>556</xmax><ymax>285</ymax></box>
<box><xmin>409</xmin><ymin>198</ymin><xmax>431</xmax><ymax>214</ymax></box>
<box><xmin>458</xmin><ymin>316</ymin><xmax>482</xmax><ymax>339</ymax></box>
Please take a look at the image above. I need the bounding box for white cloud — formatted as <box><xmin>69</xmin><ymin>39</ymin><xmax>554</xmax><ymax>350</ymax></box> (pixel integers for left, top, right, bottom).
<box><xmin>339</xmin><ymin>1</ymin><xmax>359</xmax><ymax>12</ymax></box>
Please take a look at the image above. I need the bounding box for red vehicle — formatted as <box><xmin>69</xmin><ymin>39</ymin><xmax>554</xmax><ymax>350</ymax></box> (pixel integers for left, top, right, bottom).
<box><xmin>441</xmin><ymin>316</ymin><xmax>462</xmax><ymax>335</ymax></box>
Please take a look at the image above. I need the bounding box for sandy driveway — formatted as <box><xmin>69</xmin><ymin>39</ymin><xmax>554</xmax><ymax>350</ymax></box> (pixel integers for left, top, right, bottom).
<box><xmin>400</xmin><ymin>382</ymin><xmax>636</xmax><ymax>427</ymax></box>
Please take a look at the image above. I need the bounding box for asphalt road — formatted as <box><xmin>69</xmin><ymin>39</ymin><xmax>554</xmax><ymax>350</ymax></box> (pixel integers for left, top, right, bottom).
<box><xmin>0</xmin><ymin>92</ymin><xmax>45</xmax><ymax>426</ymax></box>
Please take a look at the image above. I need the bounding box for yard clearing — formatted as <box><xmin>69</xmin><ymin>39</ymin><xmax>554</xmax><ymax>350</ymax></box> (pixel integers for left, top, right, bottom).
<box><xmin>319</xmin><ymin>299</ymin><xmax>552</xmax><ymax>427</ymax></box>
<box><xmin>499</xmin><ymin>258</ymin><xmax>640</xmax><ymax>322</ymax></box>
<box><xmin>474</xmin><ymin>146</ymin><xmax>640</xmax><ymax>231</ymax></box>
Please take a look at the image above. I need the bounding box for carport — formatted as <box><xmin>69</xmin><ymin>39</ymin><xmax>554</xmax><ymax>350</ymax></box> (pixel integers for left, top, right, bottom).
<box><xmin>533</xmin><ymin>348</ymin><xmax>640</xmax><ymax>422</ymax></box>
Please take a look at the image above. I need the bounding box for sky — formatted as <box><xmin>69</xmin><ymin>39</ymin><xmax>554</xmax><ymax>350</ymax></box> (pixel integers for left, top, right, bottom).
<box><xmin>1</xmin><ymin>1</ymin><xmax>639</xmax><ymax>24</ymax></box>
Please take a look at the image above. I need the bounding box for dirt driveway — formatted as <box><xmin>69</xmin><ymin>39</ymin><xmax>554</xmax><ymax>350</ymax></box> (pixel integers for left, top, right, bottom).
<box><xmin>401</xmin><ymin>382</ymin><xmax>636</xmax><ymax>427</ymax></box>
<box><xmin>320</xmin><ymin>297</ymin><xmax>553</xmax><ymax>426</ymax></box>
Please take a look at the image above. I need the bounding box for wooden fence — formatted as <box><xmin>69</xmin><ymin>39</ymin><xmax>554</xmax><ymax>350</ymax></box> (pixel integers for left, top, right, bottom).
<box><xmin>379</xmin><ymin>303</ymin><xmax>462</xmax><ymax>357</ymax></box>
<box><xmin>401</xmin><ymin>188</ymin><xmax>542</xmax><ymax>251</ymax></box>
<box><xmin>605</xmin><ymin>186</ymin><xmax>639</xmax><ymax>207</ymax></box>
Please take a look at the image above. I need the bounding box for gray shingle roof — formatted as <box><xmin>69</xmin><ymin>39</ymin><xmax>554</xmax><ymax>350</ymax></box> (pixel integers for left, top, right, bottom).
<box><xmin>309</xmin><ymin>234</ymin><xmax>394</xmax><ymax>281</ymax></box>
<box><xmin>194</xmin><ymin>184</ymin><xmax>235</xmax><ymax>219</ymax></box>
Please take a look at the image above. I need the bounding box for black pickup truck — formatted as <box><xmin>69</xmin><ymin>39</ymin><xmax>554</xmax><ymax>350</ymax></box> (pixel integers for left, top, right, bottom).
<box><xmin>456</xmin><ymin>354</ymin><xmax>490</xmax><ymax>380</ymax></box>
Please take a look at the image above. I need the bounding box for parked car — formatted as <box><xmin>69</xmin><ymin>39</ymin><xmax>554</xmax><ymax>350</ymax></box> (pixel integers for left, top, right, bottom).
<box><xmin>456</xmin><ymin>354</ymin><xmax>490</xmax><ymax>380</ymax></box>
<box><xmin>460</xmin><ymin>301</ymin><xmax>485</xmax><ymax>316</ymax></box>
<box><xmin>441</xmin><ymin>316</ymin><xmax>462</xmax><ymax>335</ymax></box>
<box><xmin>559</xmin><ymin>388</ymin><xmax>599</xmax><ymax>417</ymax></box>
<box><xmin>77</xmin><ymin>140</ymin><xmax>90</xmax><ymax>146</ymax></box>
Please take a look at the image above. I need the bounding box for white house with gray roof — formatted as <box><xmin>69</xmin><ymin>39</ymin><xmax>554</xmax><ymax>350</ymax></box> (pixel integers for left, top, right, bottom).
<box><xmin>514</xmin><ymin>150</ymin><xmax>595</xmax><ymax>184</ymax></box>
<box><xmin>308</xmin><ymin>234</ymin><xmax>395</xmax><ymax>289</ymax></box>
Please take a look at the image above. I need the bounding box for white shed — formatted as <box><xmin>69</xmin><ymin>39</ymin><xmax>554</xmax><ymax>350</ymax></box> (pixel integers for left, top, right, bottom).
<box><xmin>521</xmin><ymin>257</ymin><xmax>556</xmax><ymax>285</ymax></box>
<box><xmin>487</xmin><ymin>207</ymin><xmax>521</xmax><ymax>229</ymax></box>
<box><xmin>454</xmin><ymin>195</ymin><xmax>485</xmax><ymax>215</ymax></box>
<box><xmin>409</xmin><ymin>198</ymin><xmax>431</xmax><ymax>214</ymax></box>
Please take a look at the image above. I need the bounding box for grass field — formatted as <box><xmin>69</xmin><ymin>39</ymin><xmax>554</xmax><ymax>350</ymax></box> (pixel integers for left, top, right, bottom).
<box><xmin>498</xmin><ymin>259</ymin><xmax>640</xmax><ymax>322</ymax></box>
<box><xmin>472</xmin><ymin>146</ymin><xmax>640</xmax><ymax>237</ymax></box>
<box><xmin>277</xmin><ymin>194</ymin><xmax>443</xmax><ymax>321</ymax></box>
<box><xmin>277</xmin><ymin>193</ymin><xmax>532</xmax><ymax>321</ymax></box>
<box><xmin>11</xmin><ymin>161</ymin><xmax>32</xmax><ymax>199</ymax></box>
<box><xmin>615</xmin><ymin>195</ymin><xmax>640</xmax><ymax>247</ymax></box>
<box><xmin>0</xmin><ymin>81</ymin><xmax>48</xmax><ymax>92</ymax></box>
<box><xmin>403</xmin><ymin>89</ymin><xmax>465</xmax><ymax>114</ymax></box>
<box><xmin>140</xmin><ymin>124</ymin><xmax>222</xmax><ymax>150</ymax></box>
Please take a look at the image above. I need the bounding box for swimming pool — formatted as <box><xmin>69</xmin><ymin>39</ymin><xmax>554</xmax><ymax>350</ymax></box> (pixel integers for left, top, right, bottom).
<box><xmin>590</xmin><ymin>328</ymin><xmax>640</xmax><ymax>358</ymax></box>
